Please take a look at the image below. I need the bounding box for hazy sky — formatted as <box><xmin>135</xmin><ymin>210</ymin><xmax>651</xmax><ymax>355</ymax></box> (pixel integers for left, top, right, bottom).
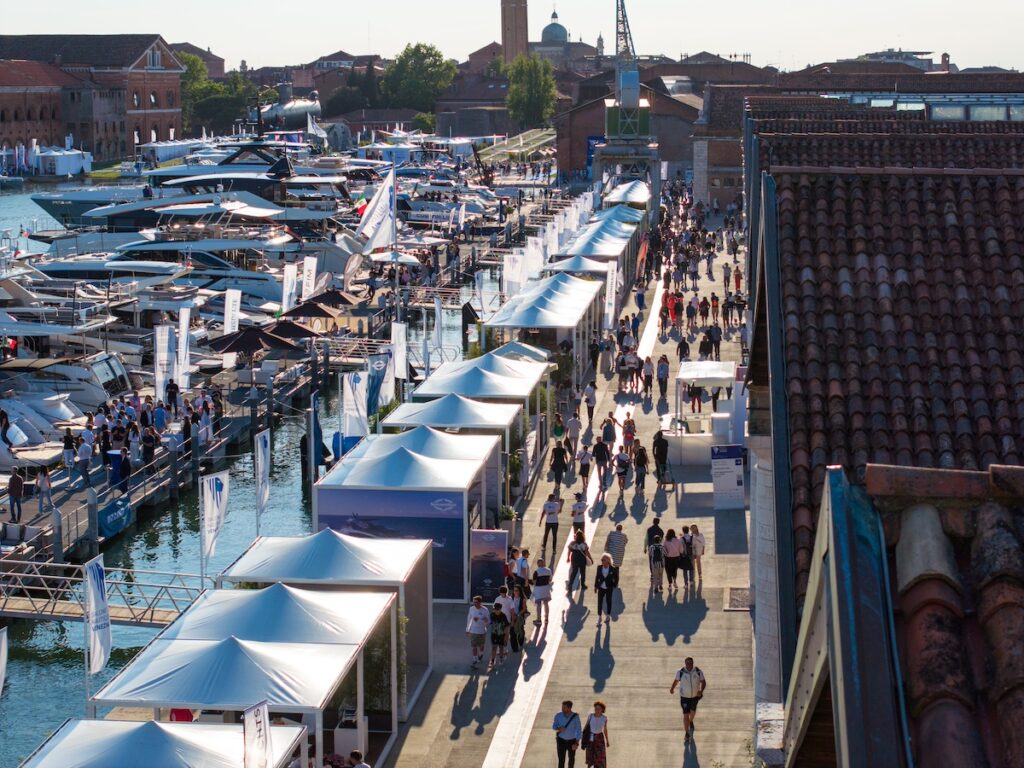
<box><xmin>10</xmin><ymin>0</ymin><xmax>1024</xmax><ymax>73</ymax></box>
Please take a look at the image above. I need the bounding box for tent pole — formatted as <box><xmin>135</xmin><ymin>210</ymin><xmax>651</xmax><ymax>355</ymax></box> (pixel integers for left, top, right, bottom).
<box><xmin>390</xmin><ymin>600</ymin><xmax>399</xmax><ymax>740</ymax></box>
<box><xmin>315</xmin><ymin>709</ymin><xmax>324</xmax><ymax>768</ymax></box>
<box><xmin>357</xmin><ymin>650</ymin><xmax>366</xmax><ymax>754</ymax></box>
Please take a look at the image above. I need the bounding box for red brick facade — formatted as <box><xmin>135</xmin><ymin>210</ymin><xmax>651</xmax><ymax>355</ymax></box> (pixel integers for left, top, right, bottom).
<box><xmin>0</xmin><ymin>60</ymin><xmax>78</xmax><ymax>150</ymax></box>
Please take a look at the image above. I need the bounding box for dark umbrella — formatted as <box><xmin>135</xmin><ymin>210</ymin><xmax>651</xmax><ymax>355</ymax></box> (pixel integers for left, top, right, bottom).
<box><xmin>267</xmin><ymin>319</ymin><xmax>321</xmax><ymax>340</ymax></box>
<box><xmin>304</xmin><ymin>289</ymin><xmax>365</xmax><ymax>308</ymax></box>
<box><xmin>281</xmin><ymin>301</ymin><xmax>342</xmax><ymax>320</ymax></box>
<box><xmin>208</xmin><ymin>325</ymin><xmax>302</xmax><ymax>354</ymax></box>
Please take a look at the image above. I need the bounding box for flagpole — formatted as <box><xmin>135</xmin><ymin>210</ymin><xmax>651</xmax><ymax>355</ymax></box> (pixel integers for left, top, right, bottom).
<box><xmin>199</xmin><ymin>479</ymin><xmax>207</xmax><ymax>585</ymax></box>
<box><xmin>83</xmin><ymin>602</ymin><xmax>90</xmax><ymax>715</ymax></box>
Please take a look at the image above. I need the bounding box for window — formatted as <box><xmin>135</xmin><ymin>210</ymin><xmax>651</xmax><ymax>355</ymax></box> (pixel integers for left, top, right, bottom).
<box><xmin>931</xmin><ymin>105</ymin><xmax>965</xmax><ymax>121</ymax></box>
<box><xmin>26</xmin><ymin>108</ymin><xmax>34</xmax><ymax>121</ymax></box>
<box><xmin>0</xmin><ymin>109</ymin><xmax>5</xmax><ymax>123</ymax></box>
<box><xmin>120</xmin><ymin>120</ymin><xmax>125</xmax><ymax>132</ymax></box>
<box><xmin>150</xmin><ymin>126</ymin><xmax>157</xmax><ymax>142</ymax></box>
<box><xmin>95</xmin><ymin>122</ymin><xmax>99</xmax><ymax>134</ymax></box>
<box><xmin>146</xmin><ymin>48</ymin><xmax>162</xmax><ymax>68</ymax></box>
<box><xmin>133</xmin><ymin>91</ymin><xmax>140</xmax><ymax>108</ymax></box>
<box><xmin>50</xmin><ymin>107</ymin><xmax>57</xmax><ymax>119</ymax></box>
<box><xmin>1011</xmin><ymin>106</ymin><xmax>1024</xmax><ymax>122</ymax></box>
<box><xmin>970</xmin><ymin>105</ymin><xmax>1007</xmax><ymax>121</ymax></box>
<box><xmin>13</xmin><ymin>109</ymin><xmax>20</xmax><ymax>121</ymax></box>
<box><xmin>168</xmin><ymin>125</ymin><xmax>175</xmax><ymax>140</ymax></box>
<box><xmin>134</xmin><ymin>126</ymin><xmax>141</xmax><ymax>144</ymax></box>
<box><xmin>150</xmin><ymin>91</ymin><xmax>158</xmax><ymax>107</ymax></box>
<box><xmin>167</xmin><ymin>90</ymin><xmax>175</xmax><ymax>107</ymax></box>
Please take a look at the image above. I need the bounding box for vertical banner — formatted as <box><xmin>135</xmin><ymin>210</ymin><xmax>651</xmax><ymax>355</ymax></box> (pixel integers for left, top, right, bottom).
<box><xmin>311</xmin><ymin>390</ymin><xmax>325</xmax><ymax>466</ymax></box>
<box><xmin>433</xmin><ymin>296</ymin><xmax>443</xmax><ymax>350</ymax></box>
<box><xmin>343</xmin><ymin>371</ymin><xmax>369</xmax><ymax>436</ymax></box>
<box><xmin>367</xmin><ymin>354</ymin><xmax>389</xmax><ymax>416</ymax></box>
<box><xmin>153</xmin><ymin>325</ymin><xmax>174</xmax><ymax>410</ymax></box>
<box><xmin>254</xmin><ymin>429</ymin><xmax>270</xmax><ymax>534</ymax></box>
<box><xmin>243</xmin><ymin>699</ymin><xmax>270</xmax><ymax>768</ymax></box>
<box><xmin>200</xmin><ymin>470</ymin><xmax>231</xmax><ymax>564</ymax></box>
<box><xmin>474</xmin><ymin>271</ymin><xmax>486</xmax><ymax>317</ymax></box>
<box><xmin>222</xmin><ymin>288</ymin><xmax>241</xmax><ymax>369</ymax></box>
<box><xmin>0</xmin><ymin>626</ymin><xmax>7</xmax><ymax>695</ymax></box>
<box><xmin>470</xmin><ymin>529</ymin><xmax>508</xmax><ymax>603</ymax></box>
<box><xmin>711</xmin><ymin>445</ymin><xmax>746</xmax><ymax>509</ymax></box>
<box><xmin>281</xmin><ymin>263</ymin><xmax>299</xmax><ymax>312</ymax></box>
<box><xmin>379</xmin><ymin>345</ymin><xmax>395</xmax><ymax>409</ymax></box>
<box><xmin>176</xmin><ymin>307</ymin><xmax>191</xmax><ymax>392</ymax></box>
<box><xmin>604</xmin><ymin>263</ymin><xmax>618</xmax><ymax>330</ymax></box>
<box><xmin>300</xmin><ymin>255</ymin><xmax>318</xmax><ymax>302</ymax></box>
<box><xmin>391</xmin><ymin>322</ymin><xmax>408</xmax><ymax>380</ymax></box>
<box><xmin>83</xmin><ymin>556</ymin><xmax>112</xmax><ymax>675</ymax></box>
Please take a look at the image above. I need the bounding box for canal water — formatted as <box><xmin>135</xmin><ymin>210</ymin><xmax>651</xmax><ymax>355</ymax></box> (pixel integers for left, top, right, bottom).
<box><xmin>0</xmin><ymin>185</ymin><xmax>499</xmax><ymax>763</ymax></box>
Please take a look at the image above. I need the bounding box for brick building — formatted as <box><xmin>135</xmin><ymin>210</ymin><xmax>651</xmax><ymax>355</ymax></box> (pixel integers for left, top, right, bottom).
<box><xmin>170</xmin><ymin>42</ymin><xmax>225</xmax><ymax>80</ymax></box>
<box><xmin>0</xmin><ymin>60</ymin><xmax>78</xmax><ymax>152</ymax></box>
<box><xmin>0</xmin><ymin>34</ymin><xmax>184</xmax><ymax>158</ymax></box>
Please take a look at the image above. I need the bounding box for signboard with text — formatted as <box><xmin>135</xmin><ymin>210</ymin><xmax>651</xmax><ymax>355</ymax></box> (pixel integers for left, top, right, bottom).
<box><xmin>711</xmin><ymin>444</ymin><xmax>745</xmax><ymax>509</ymax></box>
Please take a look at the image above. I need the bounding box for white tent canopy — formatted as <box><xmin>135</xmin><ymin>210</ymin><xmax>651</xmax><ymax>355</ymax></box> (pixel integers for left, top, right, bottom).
<box><xmin>604</xmin><ymin>179</ymin><xmax>651</xmax><ymax>206</ymax></box>
<box><xmin>545</xmin><ymin>254</ymin><xmax>612</xmax><ymax>275</ymax></box>
<box><xmin>485</xmin><ymin>272</ymin><xmax>603</xmax><ymax>330</ymax></box>
<box><xmin>557</xmin><ymin>218</ymin><xmax>637</xmax><ymax>259</ymax></box>
<box><xmin>93</xmin><ymin>636</ymin><xmax>357</xmax><ymax>712</ymax></box>
<box><xmin>591</xmin><ymin>204</ymin><xmax>645</xmax><ymax>223</ymax></box>
<box><xmin>413</xmin><ymin>352</ymin><xmax>548</xmax><ymax>401</ymax></box>
<box><xmin>675</xmin><ymin>360</ymin><xmax>737</xmax><ymax>387</ymax></box>
<box><xmin>346</xmin><ymin>426</ymin><xmax>500</xmax><ymax>464</ymax></box>
<box><xmin>382</xmin><ymin>394</ymin><xmax>521</xmax><ymax>431</ymax></box>
<box><xmin>218</xmin><ymin>529</ymin><xmax>429</xmax><ymax>586</ymax></box>
<box><xmin>21</xmin><ymin>720</ymin><xmax>305</xmax><ymax>768</ymax></box>
<box><xmin>490</xmin><ymin>340</ymin><xmax>551</xmax><ymax>363</ymax></box>
<box><xmin>160</xmin><ymin>584</ymin><xmax>393</xmax><ymax>646</ymax></box>
<box><xmin>322</xmin><ymin>445</ymin><xmax>482</xmax><ymax>491</ymax></box>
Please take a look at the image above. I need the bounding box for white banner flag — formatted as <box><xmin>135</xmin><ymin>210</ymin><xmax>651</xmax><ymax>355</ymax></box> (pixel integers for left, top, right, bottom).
<box><xmin>176</xmin><ymin>307</ymin><xmax>191</xmax><ymax>392</ymax></box>
<box><xmin>0</xmin><ymin>626</ymin><xmax>7</xmax><ymax>694</ymax></box>
<box><xmin>458</xmin><ymin>202</ymin><xmax>467</xmax><ymax>230</ymax></box>
<box><xmin>254</xmin><ymin>429</ymin><xmax>270</xmax><ymax>529</ymax></box>
<box><xmin>223</xmin><ymin>288</ymin><xmax>241</xmax><ymax>369</ymax></box>
<box><xmin>391</xmin><ymin>322</ymin><xmax>408</xmax><ymax>380</ymax></box>
<box><xmin>200</xmin><ymin>470</ymin><xmax>230</xmax><ymax>561</ymax></box>
<box><xmin>300</xmin><ymin>255</ymin><xmax>318</xmax><ymax>302</ymax></box>
<box><xmin>433</xmin><ymin>296</ymin><xmax>443</xmax><ymax>350</ymax></box>
<box><xmin>604</xmin><ymin>262</ymin><xmax>618</xmax><ymax>330</ymax></box>
<box><xmin>281</xmin><ymin>263</ymin><xmax>298</xmax><ymax>312</ymax></box>
<box><xmin>343</xmin><ymin>371</ymin><xmax>369</xmax><ymax>436</ymax></box>
<box><xmin>243</xmin><ymin>699</ymin><xmax>271</xmax><ymax>768</ymax></box>
<box><xmin>153</xmin><ymin>325</ymin><xmax>174</xmax><ymax>410</ymax></box>
<box><xmin>358</xmin><ymin>168</ymin><xmax>396</xmax><ymax>255</ymax></box>
<box><xmin>379</xmin><ymin>345</ymin><xmax>395</xmax><ymax>408</ymax></box>
<box><xmin>83</xmin><ymin>556</ymin><xmax>112</xmax><ymax>675</ymax></box>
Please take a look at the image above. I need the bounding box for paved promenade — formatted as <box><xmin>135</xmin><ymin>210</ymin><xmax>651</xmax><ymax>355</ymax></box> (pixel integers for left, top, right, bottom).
<box><xmin>386</xmin><ymin>215</ymin><xmax>754</xmax><ymax>768</ymax></box>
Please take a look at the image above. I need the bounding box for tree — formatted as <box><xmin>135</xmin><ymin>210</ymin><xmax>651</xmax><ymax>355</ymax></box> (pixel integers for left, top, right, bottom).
<box><xmin>179</xmin><ymin>52</ymin><xmax>215</xmax><ymax>133</ymax></box>
<box><xmin>362</xmin><ymin>60</ymin><xmax>380</xmax><ymax>108</ymax></box>
<box><xmin>381</xmin><ymin>44</ymin><xmax>456</xmax><ymax>112</ymax></box>
<box><xmin>324</xmin><ymin>86</ymin><xmax>365</xmax><ymax>118</ymax></box>
<box><xmin>484</xmin><ymin>58</ymin><xmax>505</xmax><ymax>78</ymax></box>
<box><xmin>505</xmin><ymin>54</ymin><xmax>557</xmax><ymax>129</ymax></box>
<box><xmin>413</xmin><ymin>112</ymin><xmax>436</xmax><ymax>133</ymax></box>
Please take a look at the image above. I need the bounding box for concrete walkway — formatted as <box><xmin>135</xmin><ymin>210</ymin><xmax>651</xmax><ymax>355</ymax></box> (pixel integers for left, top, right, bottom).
<box><xmin>385</xmin><ymin>213</ymin><xmax>754</xmax><ymax>768</ymax></box>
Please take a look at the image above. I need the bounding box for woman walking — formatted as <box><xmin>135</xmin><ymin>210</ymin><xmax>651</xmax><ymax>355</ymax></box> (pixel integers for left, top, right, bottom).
<box><xmin>663</xmin><ymin>529</ymin><xmax>683</xmax><ymax>589</ymax></box>
<box><xmin>633</xmin><ymin>445</ymin><xmax>649</xmax><ymax>493</ymax></box>
<box><xmin>567</xmin><ymin>530</ymin><xmax>593</xmax><ymax>595</ymax></box>
<box><xmin>576</xmin><ymin>444</ymin><xmax>592</xmax><ymax>492</ymax></box>
<box><xmin>35</xmin><ymin>465</ymin><xmax>53</xmax><ymax>515</ymax></box>
<box><xmin>584</xmin><ymin>701</ymin><xmax>610</xmax><ymax>768</ymax></box>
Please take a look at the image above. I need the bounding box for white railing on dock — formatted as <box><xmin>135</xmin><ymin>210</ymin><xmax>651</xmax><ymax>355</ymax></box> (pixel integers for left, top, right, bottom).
<box><xmin>0</xmin><ymin>558</ymin><xmax>209</xmax><ymax>628</ymax></box>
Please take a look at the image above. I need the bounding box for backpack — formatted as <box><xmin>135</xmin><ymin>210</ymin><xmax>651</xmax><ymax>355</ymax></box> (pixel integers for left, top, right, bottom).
<box><xmin>651</xmin><ymin>544</ymin><xmax>664</xmax><ymax>565</ymax></box>
<box><xmin>682</xmin><ymin>534</ymin><xmax>694</xmax><ymax>559</ymax></box>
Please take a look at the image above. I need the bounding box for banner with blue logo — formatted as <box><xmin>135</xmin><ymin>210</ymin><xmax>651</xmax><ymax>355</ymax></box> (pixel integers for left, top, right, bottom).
<box><xmin>470</xmin><ymin>529</ymin><xmax>508</xmax><ymax>603</ymax></box>
<box><xmin>98</xmin><ymin>498</ymin><xmax>132</xmax><ymax>539</ymax></box>
<box><xmin>83</xmin><ymin>555</ymin><xmax>112</xmax><ymax>674</ymax></box>
<box><xmin>200</xmin><ymin>470</ymin><xmax>230</xmax><ymax>561</ymax></box>
<box><xmin>366</xmin><ymin>353</ymin><xmax>391</xmax><ymax>416</ymax></box>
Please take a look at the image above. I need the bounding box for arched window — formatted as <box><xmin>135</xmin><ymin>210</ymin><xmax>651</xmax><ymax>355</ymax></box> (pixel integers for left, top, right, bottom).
<box><xmin>132</xmin><ymin>92</ymin><xmax>140</xmax><ymax>108</ymax></box>
<box><xmin>0</xmin><ymin>109</ymin><xmax>5</xmax><ymax>123</ymax></box>
<box><xmin>13</xmin><ymin>109</ymin><xmax>20</xmax><ymax>121</ymax></box>
<box><xmin>150</xmin><ymin>126</ymin><xmax>157</xmax><ymax>142</ymax></box>
<box><xmin>166</xmin><ymin>90</ymin><xmax>175</xmax><ymax>107</ymax></box>
<box><xmin>168</xmin><ymin>125</ymin><xmax>175</xmax><ymax>141</ymax></box>
<box><xmin>150</xmin><ymin>91</ymin><xmax>158</xmax><ymax>107</ymax></box>
<box><xmin>133</xmin><ymin>126</ymin><xmax>141</xmax><ymax>144</ymax></box>
<box><xmin>51</xmin><ymin>107</ymin><xmax>57</xmax><ymax>119</ymax></box>
<box><xmin>26</xmin><ymin>108</ymin><xmax>34</xmax><ymax>121</ymax></box>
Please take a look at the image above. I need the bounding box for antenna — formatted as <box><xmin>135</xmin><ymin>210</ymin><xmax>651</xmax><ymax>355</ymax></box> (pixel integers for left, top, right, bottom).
<box><xmin>615</xmin><ymin>0</ymin><xmax>636</xmax><ymax>64</ymax></box>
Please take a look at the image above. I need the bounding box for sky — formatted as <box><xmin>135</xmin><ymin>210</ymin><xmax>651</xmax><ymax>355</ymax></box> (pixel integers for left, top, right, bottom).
<box><xmin>8</xmin><ymin>0</ymin><xmax>1024</xmax><ymax>73</ymax></box>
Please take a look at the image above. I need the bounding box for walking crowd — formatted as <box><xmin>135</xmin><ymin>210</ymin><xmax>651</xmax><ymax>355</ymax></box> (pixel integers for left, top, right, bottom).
<box><xmin>465</xmin><ymin>180</ymin><xmax>734</xmax><ymax>767</ymax></box>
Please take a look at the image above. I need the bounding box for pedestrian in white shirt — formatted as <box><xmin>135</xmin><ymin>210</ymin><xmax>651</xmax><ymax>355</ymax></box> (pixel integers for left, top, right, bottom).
<box><xmin>566</xmin><ymin>411</ymin><xmax>583</xmax><ymax>457</ymax></box>
<box><xmin>495</xmin><ymin>585</ymin><xmax>516</xmax><ymax>625</ymax></box>
<box><xmin>571</xmin><ymin>492</ymin><xmax>588</xmax><ymax>535</ymax></box>
<box><xmin>669</xmin><ymin>657</ymin><xmax>707</xmax><ymax>743</ymax></box>
<box><xmin>689</xmin><ymin>524</ymin><xmax>707</xmax><ymax>579</ymax></box>
<box><xmin>465</xmin><ymin>595</ymin><xmax>490</xmax><ymax>668</ymax></box>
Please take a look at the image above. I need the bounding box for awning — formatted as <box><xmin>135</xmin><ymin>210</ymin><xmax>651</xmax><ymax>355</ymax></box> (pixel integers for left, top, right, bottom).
<box><xmin>320</xmin><ymin>446</ymin><xmax>483</xmax><ymax>492</ymax></box>
<box><xmin>413</xmin><ymin>352</ymin><xmax>548</xmax><ymax>400</ymax></box>
<box><xmin>675</xmin><ymin>360</ymin><xmax>737</xmax><ymax>387</ymax></box>
<box><xmin>382</xmin><ymin>394</ymin><xmax>521</xmax><ymax>431</ymax></box>
<box><xmin>604</xmin><ymin>180</ymin><xmax>651</xmax><ymax>206</ymax></box>
<box><xmin>20</xmin><ymin>720</ymin><xmax>304</xmax><ymax>768</ymax></box>
<box><xmin>219</xmin><ymin>529</ymin><xmax>431</xmax><ymax>586</ymax></box>
<box><xmin>545</xmin><ymin>254</ymin><xmax>611</xmax><ymax>275</ymax></box>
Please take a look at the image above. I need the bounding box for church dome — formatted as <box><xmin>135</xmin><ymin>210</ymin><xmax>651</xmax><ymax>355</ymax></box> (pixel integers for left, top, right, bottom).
<box><xmin>541</xmin><ymin>11</ymin><xmax>568</xmax><ymax>44</ymax></box>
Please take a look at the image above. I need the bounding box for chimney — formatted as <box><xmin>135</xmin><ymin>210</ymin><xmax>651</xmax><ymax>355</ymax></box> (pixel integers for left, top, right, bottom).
<box><xmin>941</xmin><ymin>53</ymin><xmax>950</xmax><ymax>72</ymax></box>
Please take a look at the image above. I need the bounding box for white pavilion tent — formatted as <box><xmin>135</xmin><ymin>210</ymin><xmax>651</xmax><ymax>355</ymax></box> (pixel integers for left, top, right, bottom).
<box><xmin>591</xmin><ymin>204</ymin><xmax>645</xmax><ymax>224</ymax></box>
<box><xmin>19</xmin><ymin>720</ymin><xmax>306</xmax><ymax>768</ymax></box>
<box><xmin>604</xmin><ymin>179</ymin><xmax>652</xmax><ymax>207</ymax></box>
<box><xmin>91</xmin><ymin>638</ymin><xmax>359</xmax><ymax>768</ymax></box>
<box><xmin>545</xmin><ymin>254</ymin><xmax>612</xmax><ymax>275</ymax></box>
<box><xmin>412</xmin><ymin>352</ymin><xmax>548</xmax><ymax>402</ymax></box>
<box><xmin>217</xmin><ymin>531</ymin><xmax>432</xmax><ymax>721</ymax></box>
<box><xmin>490</xmin><ymin>340</ymin><xmax>551</xmax><ymax>363</ymax></box>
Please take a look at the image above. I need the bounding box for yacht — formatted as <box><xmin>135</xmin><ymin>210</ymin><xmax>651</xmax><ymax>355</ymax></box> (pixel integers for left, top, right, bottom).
<box><xmin>0</xmin><ymin>352</ymin><xmax>132</xmax><ymax>412</ymax></box>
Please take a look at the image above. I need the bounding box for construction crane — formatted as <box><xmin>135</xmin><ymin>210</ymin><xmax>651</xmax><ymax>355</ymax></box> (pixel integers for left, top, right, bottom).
<box><xmin>615</xmin><ymin>0</ymin><xmax>637</xmax><ymax>65</ymax></box>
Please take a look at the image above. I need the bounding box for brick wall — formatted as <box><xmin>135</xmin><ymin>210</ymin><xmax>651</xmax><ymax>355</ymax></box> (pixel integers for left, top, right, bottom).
<box><xmin>0</xmin><ymin>88</ymin><xmax>64</xmax><ymax>149</ymax></box>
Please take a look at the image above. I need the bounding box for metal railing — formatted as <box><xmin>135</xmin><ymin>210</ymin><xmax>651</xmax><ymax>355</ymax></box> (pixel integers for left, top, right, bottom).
<box><xmin>0</xmin><ymin>558</ymin><xmax>209</xmax><ymax>627</ymax></box>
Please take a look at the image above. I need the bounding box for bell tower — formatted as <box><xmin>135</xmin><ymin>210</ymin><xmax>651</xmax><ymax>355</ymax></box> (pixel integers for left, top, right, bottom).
<box><xmin>500</xmin><ymin>0</ymin><xmax>529</xmax><ymax>64</ymax></box>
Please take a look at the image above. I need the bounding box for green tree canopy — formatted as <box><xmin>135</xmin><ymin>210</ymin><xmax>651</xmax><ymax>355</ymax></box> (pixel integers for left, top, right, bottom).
<box><xmin>323</xmin><ymin>86</ymin><xmax>365</xmax><ymax>118</ymax></box>
<box><xmin>413</xmin><ymin>112</ymin><xmax>437</xmax><ymax>133</ymax></box>
<box><xmin>381</xmin><ymin>43</ymin><xmax>456</xmax><ymax>112</ymax></box>
<box><xmin>505</xmin><ymin>54</ymin><xmax>557</xmax><ymax>129</ymax></box>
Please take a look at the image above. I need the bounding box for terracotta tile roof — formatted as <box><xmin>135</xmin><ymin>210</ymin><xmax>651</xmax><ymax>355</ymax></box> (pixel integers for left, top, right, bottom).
<box><xmin>0</xmin><ymin>34</ymin><xmax>162</xmax><ymax>68</ymax></box>
<box><xmin>0</xmin><ymin>59</ymin><xmax>84</xmax><ymax>87</ymax></box>
<box><xmin>775</xmin><ymin>167</ymin><xmax>1024</xmax><ymax>602</ymax></box>
<box><xmin>760</xmin><ymin>133</ymin><xmax>1024</xmax><ymax>170</ymax></box>
<box><xmin>864</xmin><ymin>463</ymin><xmax>1024</xmax><ymax>768</ymax></box>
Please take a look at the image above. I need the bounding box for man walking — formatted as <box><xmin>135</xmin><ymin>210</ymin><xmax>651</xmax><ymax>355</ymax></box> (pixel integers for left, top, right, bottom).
<box><xmin>708</xmin><ymin>322</ymin><xmax>723</xmax><ymax>361</ymax></box>
<box><xmin>7</xmin><ymin>467</ymin><xmax>23</xmax><ymax>523</ymax></box>
<box><xmin>669</xmin><ymin>657</ymin><xmax>707</xmax><ymax>743</ymax></box>
<box><xmin>594</xmin><ymin>553</ymin><xmax>619</xmax><ymax>623</ymax></box>
<box><xmin>552</xmin><ymin>700</ymin><xmax>582</xmax><ymax>768</ymax></box>
<box><xmin>539</xmin><ymin>494</ymin><xmax>563</xmax><ymax>552</ymax></box>
<box><xmin>465</xmin><ymin>595</ymin><xmax>490</xmax><ymax>669</ymax></box>
<box><xmin>690</xmin><ymin>524</ymin><xmax>707</xmax><ymax>580</ymax></box>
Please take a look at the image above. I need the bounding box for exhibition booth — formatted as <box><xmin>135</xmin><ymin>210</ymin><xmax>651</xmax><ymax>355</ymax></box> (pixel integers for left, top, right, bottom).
<box><xmin>667</xmin><ymin>360</ymin><xmax>740</xmax><ymax>466</ymax></box>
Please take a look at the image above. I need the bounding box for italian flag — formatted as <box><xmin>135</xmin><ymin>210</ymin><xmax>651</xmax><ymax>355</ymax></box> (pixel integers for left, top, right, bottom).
<box><xmin>355</xmin><ymin>195</ymin><xmax>368</xmax><ymax>217</ymax></box>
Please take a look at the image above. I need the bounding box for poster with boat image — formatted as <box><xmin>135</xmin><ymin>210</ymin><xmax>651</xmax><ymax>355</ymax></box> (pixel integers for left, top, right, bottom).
<box><xmin>316</xmin><ymin>487</ymin><xmax>466</xmax><ymax>601</ymax></box>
